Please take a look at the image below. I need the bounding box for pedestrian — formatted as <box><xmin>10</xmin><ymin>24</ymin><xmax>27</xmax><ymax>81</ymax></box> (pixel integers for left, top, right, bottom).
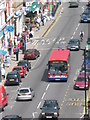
<box><xmin>5</xmin><ymin>54</ymin><xmax>10</xmax><ymax>67</ymax></box>
<box><xmin>1</xmin><ymin>64</ymin><xmax>5</xmax><ymax>79</ymax></box>
<box><xmin>22</xmin><ymin>42</ymin><xmax>25</xmax><ymax>54</ymax></box>
<box><xmin>16</xmin><ymin>46</ymin><xmax>19</xmax><ymax>61</ymax></box>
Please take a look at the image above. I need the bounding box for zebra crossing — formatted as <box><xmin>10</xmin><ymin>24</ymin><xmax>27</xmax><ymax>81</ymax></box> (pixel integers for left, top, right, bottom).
<box><xmin>32</xmin><ymin>37</ymin><xmax>67</xmax><ymax>46</ymax></box>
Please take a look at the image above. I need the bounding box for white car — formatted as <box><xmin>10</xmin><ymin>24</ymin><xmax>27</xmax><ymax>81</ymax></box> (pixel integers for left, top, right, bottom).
<box><xmin>16</xmin><ymin>87</ymin><xmax>35</xmax><ymax>101</ymax></box>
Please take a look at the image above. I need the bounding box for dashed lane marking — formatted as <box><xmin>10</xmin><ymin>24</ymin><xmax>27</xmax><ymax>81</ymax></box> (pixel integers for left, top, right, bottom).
<box><xmin>41</xmin><ymin>92</ymin><xmax>46</xmax><ymax>100</ymax></box>
<box><xmin>37</xmin><ymin>101</ymin><xmax>41</xmax><ymax>109</ymax></box>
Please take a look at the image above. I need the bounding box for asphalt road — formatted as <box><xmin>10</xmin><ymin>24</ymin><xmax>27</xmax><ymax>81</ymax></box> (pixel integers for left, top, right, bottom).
<box><xmin>1</xmin><ymin>2</ymin><xmax>89</xmax><ymax>119</ymax></box>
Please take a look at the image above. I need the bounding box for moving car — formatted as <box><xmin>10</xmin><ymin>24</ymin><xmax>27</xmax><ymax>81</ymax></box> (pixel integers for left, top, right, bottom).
<box><xmin>67</xmin><ymin>39</ymin><xmax>80</xmax><ymax>50</ymax></box>
<box><xmin>40</xmin><ymin>100</ymin><xmax>60</xmax><ymax>119</ymax></box>
<box><xmin>1</xmin><ymin>115</ymin><xmax>22</xmax><ymax>120</ymax></box>
<box><xmin>12</xmin><ymin>66</ymin><xmax>27</xmax><ymax>78</ymax></box>
<box><xmin>24</xmin><ymin>49</ymin><xmax>40</xmax><ymax>60</ymax></box>
<box><xmin>5</xmin><ymin>71</ymin><xmax>21</xmax><ymax>86</ymax></box>
<box><xmin>69</xmin><ymin>0</ymin><xmax>79</xmax><ymax>7</ymax></box>
<box><xmin>0</xmin><ymin>86</ymin><xmax>8</xmax><ymax>111</ymax></box>
<box><xmin>74</xmin><ymin>74</ymin><xmax>89</xmax><ymax>90</ymax></box>
<box><xmin>17</xmin><ymin>60</ymin><xmax>31</xmax><ymax>72</ymax></box>
<box><xmin>16</xmin><ymin>87</ymin><xmax>35</xmax><ymax>101</ymax></box>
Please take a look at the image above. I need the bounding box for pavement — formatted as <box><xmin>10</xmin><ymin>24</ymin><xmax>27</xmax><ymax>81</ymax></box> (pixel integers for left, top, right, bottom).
<box><xmin>0</xmin><ymin>4</ymin><xmax>62</xmax><ymax>86</ymax></box>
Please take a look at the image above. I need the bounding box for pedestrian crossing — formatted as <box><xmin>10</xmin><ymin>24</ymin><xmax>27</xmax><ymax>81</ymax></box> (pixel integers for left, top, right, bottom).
<box><xmin>32</xmin><ymin>37</ymin><xmax>68</xmax><ymax>47</ymax></box>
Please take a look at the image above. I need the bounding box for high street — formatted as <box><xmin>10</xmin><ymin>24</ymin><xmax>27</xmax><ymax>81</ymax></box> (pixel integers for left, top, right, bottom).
<box><xmin>1</xmin><ymin>2</ymin><xmax>89</xmax><ymax>119</ymax></box>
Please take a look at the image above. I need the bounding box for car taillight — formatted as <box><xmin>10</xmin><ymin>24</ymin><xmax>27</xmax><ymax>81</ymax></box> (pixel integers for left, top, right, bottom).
<box><xmin>54</xmin><ymin>112</ymin><xmax>57</xmax><ymax>116</ymax></box>
<box><xmin>16</xmin><ymin>78</ymin><xmax>18</xmax><ymax>82</ymax></box>
<box><xmin>42</xmin><ymin>113</ymin><xmax>45</xmax><ymax>116</ymax></box>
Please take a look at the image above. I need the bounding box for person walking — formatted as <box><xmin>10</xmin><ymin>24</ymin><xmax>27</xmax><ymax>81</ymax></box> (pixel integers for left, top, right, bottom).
<box><xmin>1</xmin><ymin>64</ymin><xmax>5</xmax><ymax>79</ymax></box>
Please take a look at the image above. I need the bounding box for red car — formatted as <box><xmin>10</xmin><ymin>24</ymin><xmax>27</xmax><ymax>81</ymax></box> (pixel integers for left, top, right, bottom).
<box><xmin>74</xmin><ymin>74</ymin><xmax>89</xmax><ymax>90</ymax></box>
<box><xmin>0</xmin><ymin>85</ymin><xmax>8</xmax><ymax>111</ymax></box>
<box><xmin>24</xmin><ymin>49</ymin><xmax>40</xmax><ymax>60</ymax></box>
<box><xmin>12</xmin><ymin>66</ymin><xmax>27</xmax><ymax>78</ymax></box>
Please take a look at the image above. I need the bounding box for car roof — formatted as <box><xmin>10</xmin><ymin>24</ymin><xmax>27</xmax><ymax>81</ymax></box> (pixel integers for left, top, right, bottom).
<box><xmin>44</xmin><ymin>100</ymin><xmax>58</xmax><ymax>103</ymax></box>
<box><xmin>8</xmin><ymin>71</ymin><xmax>18</xmax><ymax>75</ymax></box>
<box><xmin>26</xmin><ymin>49</ymin><xmax>36</xmax><ymax>52</ymax></box>
<box><xmin>19</xmin><ymin>87</ymin><xmax>30</xmax><ymax>90</ymax></box>
<box><xmin>3</xmin><ymin>115</ymin><xmax>20</xmax><ymax>118</ymax></box>
<box><xmin>13</xmin><ymin>66</ymin><xmax>22</xmax><ymax>68</ymax></box>
<box><xmin>69</xmin><ymin>39</ymin><xmax>79</xmax><ymax>42</ymax></box>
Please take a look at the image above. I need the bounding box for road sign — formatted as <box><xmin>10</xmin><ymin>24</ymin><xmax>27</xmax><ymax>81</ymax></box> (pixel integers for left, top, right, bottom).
<box><xmin>6</xmin><ymin>26</ymin><xmax>14</xmax><ymax>32</ymax></box>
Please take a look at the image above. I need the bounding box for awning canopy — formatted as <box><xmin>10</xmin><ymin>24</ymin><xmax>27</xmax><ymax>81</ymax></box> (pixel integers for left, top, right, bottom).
<box><xmin>28</xmin><ymin>2</ymin><xmax>40</xmax><ymax>13</ymax></box>
<box><xmin>0</xmin><ymin>50</ymin><xmax>7</xmax><ymax>56</ymax></box>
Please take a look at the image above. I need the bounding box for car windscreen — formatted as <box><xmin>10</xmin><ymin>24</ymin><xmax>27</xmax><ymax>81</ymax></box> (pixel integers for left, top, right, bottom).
<box><xmin>6</xmin><ymin>74</ymin><xmax>17</xmax><ymax>79</ymax></box>
<box><xmin>48</xmin><ymin>61</ymin><xmax>68</xmax><ymax>74</ymax></box>
<box><xmin>43</xmin><ymin>102</ymin><xmax>57</xmax><ymax>110</ymax></box>
<box><xmin>19</xmin><ymin>89</ymin><xmax>29</xmax><ymax>93</ymax></box>
<box><xmin>77</xmin><ymin>77</ymin><xmax>88</xmax><ymax>82</ymax></box>
<box><xmin>13</xmin><ymin>68</ymin><xmax>21</xmax><ymax>71</ymax></box>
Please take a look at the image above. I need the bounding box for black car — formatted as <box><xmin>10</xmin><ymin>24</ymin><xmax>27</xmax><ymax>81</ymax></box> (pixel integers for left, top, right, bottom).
<box><xmin>1</xmin><ymin>115</ymin><xmax>22</xmax><ymax>120</ymax></box>
<box><xmin>67</xmin><ymin>39</ymin><xmax>80</xmax><ymax>50</ymax></box>
<box><xmin>5</xmin><ymin>71</ymin><xmax>21</xmax><ymax>86</ymax></box>
<box><xmin>17</xmin><ymin>60</ymin><xmax>31</xmax><ymax>72</ymax></box>
<box><xmin>40</xmin><ymin>100</ymin><xmax>60</xmax><ymax>119</ymax></box>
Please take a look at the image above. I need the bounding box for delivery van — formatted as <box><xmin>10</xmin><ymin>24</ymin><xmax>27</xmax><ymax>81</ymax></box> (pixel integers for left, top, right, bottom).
<box><xmin>0</xmin><ymin>85</ymin><xmax>8</xmax><ymax>111</ymax></box>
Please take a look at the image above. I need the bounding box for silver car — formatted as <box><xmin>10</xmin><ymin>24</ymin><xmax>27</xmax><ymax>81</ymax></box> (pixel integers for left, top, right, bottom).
<box><xmin>16</xmin><ymin>87</ymin><xmax>35</xmax><ymax>101</ymax></box>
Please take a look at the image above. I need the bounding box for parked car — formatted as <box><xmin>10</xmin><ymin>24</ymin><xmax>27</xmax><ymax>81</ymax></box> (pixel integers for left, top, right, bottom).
<box><xmin>12</xmin><ymin>66</ymin><xmax>27</xmax><ymax>78</ymax></box>
<box><xmin>5</xmin><ymin>71</ymin><xmax>21</xmax><ymax>86</ymax></box>
<box><xmin>24</xmin><ymin>49</ymin><xmax>40</xmax><ymax>60</ymax></box>
<box><xmin>0</xmin><ymin>85</ymin><xmax>8</xmax><ymax>111</ymax></box>
<box><xmin>40</xmin><ymin>100</ymin><xmax>60</xmax><ymax>119</ymax></box>
<box><xmin>16</xmin><ymin>87</ymin><xmax>35</xmax><ymax>101</ymax></box>
<box><xmin>74</xmin><ymin>74</ymin><xmax>89</xmax><ymax>90</ymax></box>
<box><xmin>67</xmin><ymin>39</ymin><xmax>80</xmax><ymax>51</ymax></box>
<box><xmin>1</xmin><ymin>115</ymin><xmax>22</xmax><ymax>120</ymax></box>
<box><xmin>17</xmin><ymin>60</ymin><xmax>31</xmax><ymax>72</ymax></box>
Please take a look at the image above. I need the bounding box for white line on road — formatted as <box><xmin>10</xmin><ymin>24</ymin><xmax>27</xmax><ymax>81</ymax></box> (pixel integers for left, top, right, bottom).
<box><xmin>46</xmin><ymin>84</ymin><xmax>50</xmax><ymax>91</ymax></box>
<box><xmin>37</xmin><ymin>101</ymin><xmax>41</xmax><ymax>109</ymax></box>
<box><xmin>73</xmin><ymin>31</ymin><xmax>76</xmax><ymax>36</ymax></box>
<box><xmin>53</xmin><ymin>38</ymin><xmax>56</xmax><ymax>41</ymax></box>
<box><xmin>41</xmin><ymin>92</ymin><xmax>46</xmax><ymax>99</ymax></box>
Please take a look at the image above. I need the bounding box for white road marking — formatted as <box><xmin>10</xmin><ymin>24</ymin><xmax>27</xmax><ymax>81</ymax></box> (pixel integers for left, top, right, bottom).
<box><xmin>32</xmin><ymin>54</ymin><xmax>41</xmax><ymax>69</ymax></box>
<box><xmin>32</xmin><ymin>112</ymin><xmax>38</xmax><ymax>118</ymax></box>
<box><xmin>37</xmin><ymin>101</ymin><xmax>41</xmax><ymax>109</ymax></box>
<box><xmin>78</xmin><ymin>23</ymin><xmax>80</xmax><ymax>27</ymax></box>
<box><xmin>73</xmin><ymin>31</ymin><xmax>76</xmax><ymax>35</ymax></box>
<box><xmin>59</xmin><ymin>38</ymin><xmax>61</xmax><ymax>41</ymax></box>
<box><xmin>71</xmin><ymin>36</ymin><xmax>73</xmax><ymax>39</ymax></box>
<box><xmin>46</xmin><ymin>84</ymin><xmax>50</xmax><ymax>91</ymax></box>
<box><xmin>53</xmin><ymin>38</ymin><xmax>56</xmax><ymax>41</ymax></box>
<box><xmin>41</xmin><ymin>92</ymin><xmax>46</xmax><ymax>99</ymax></box>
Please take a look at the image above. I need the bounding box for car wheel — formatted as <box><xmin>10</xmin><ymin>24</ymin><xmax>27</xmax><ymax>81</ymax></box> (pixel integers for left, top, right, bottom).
<box><xmin>5</xmin><ymin>103</ymin><xmax>8</xmax><ymax>106</ymax></box>
<box><xmin>27</xmin><ymin>68</ymin><xmax>29</xmax><ymax>72</ymax></box>
<box><xmin>2</xmin><ymin>106</ymin><xmax>4</xmax><ymax>111</ymax></box>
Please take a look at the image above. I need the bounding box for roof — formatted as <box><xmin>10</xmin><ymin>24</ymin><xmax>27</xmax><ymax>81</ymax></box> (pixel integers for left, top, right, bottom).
<box><xmin>49</xmin><ymin>49</ymin><xmax>70</xmax><ymax>62</ymax></box>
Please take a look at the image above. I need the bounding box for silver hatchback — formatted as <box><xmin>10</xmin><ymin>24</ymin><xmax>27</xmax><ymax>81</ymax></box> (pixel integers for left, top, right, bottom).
<box><xmin>16</xmin><ymin>87</ymin><xmax>35</xmax><ymax>101</ymax></box>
